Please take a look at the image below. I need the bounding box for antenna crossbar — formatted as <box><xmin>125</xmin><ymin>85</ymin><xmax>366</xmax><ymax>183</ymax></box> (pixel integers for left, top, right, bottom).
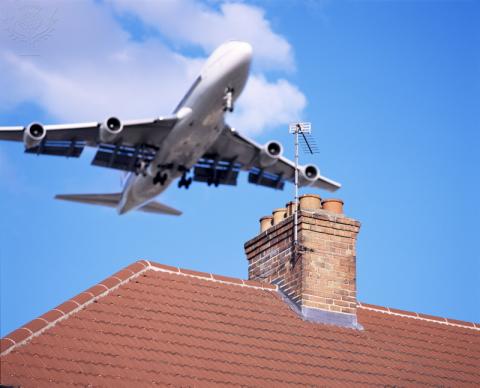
<box><xmin>289</xmin><ymin>122</ymin><xmax>311</xmax><ymax>134</ymax></box>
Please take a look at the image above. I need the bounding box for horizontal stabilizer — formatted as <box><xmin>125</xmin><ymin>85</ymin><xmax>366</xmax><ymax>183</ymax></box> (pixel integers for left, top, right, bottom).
<box><xmin>55</xmin><ymin>193</ymin><xmax>181</xmax><ymax>216</ymax></box>
<box><xmin>138</xmin><ymin>201</ymin><xmax>182</xmax><ymax>216</ymax></box>
<box><xmin>55</xmin><ymin>193</ymin><xmax>121</xmax><ymax>208</ymax></box>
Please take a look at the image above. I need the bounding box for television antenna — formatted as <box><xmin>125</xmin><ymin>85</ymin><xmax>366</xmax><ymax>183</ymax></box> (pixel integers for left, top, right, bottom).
<box><xmin>289</xmin><ymin>122</ymin><xmax>319</xmax><ymax>262</ymax></box>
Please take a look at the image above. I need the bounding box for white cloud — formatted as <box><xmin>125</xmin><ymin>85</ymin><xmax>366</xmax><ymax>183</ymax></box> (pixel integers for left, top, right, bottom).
<box><xmin>0</xmin><ymin>0</ymin><xmax>305</xmax><ymax>136</ymax></box>
<box><xmin>230</xmin><ymin>75</ymin><xmax>306</xmax><ymax>135</ymax></box>
<box><xmin>1</xmin><ymin>43</ymin><xmax>202</xmax><ymax>121</ymax></box>
<box><xmin>109</xmin><ymin>0</ymin><xmax>294</xmax><ymax>71</ymax></box>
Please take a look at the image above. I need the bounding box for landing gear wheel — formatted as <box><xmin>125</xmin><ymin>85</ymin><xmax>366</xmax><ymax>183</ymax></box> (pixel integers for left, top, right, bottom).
<box><xmin>153</xmin><ymin>172</ymin><xmax>168</xmax><ymax>185</ymax></box>
<box><xmin>178</xmin><ymin>173</ymin><xmax>193</xmax><ymax>189</ymax></box>
<box><xmin>135</xmin><ymin>160</ymin><xmax>148</xmax><ymax>177</ymax></box>
<box><xmin>207</xmin><ymin>177</ymin><xmax>220</xmax><ymax>187</ymax></box>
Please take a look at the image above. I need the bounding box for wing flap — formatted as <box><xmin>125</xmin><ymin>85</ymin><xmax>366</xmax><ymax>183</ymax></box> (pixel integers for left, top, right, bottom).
<box><xmin>25</xmin><ymin>140</ymin><xmax>86</xmax><ymax>158</ymax></box>
<box><xmin>91</xmin><ymin>144</ymin><xmax>157</xmax><ymax>172</ymax></box>
<box><xmin>193</xmin><ymin>157</ymin><xmax>241</xmax><ymax>186</ymax></box>
<box><xmin>248</xmin><ymin>168</ymin><xmax>284</xmax><ymax>190</ymax></box>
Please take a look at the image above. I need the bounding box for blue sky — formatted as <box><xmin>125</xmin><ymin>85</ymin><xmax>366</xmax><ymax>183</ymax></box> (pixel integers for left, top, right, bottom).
<box><xmin>1</xmin><ymin>0</ymin><xmax>479</xmax><ymax>335</ymax></box>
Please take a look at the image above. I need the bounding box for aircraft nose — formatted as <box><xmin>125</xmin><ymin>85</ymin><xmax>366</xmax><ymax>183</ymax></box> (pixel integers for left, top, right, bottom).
<box><xmin>235</xmin><ymin>41</ymin><xmax>253</xmax><ymax>65</ymax></box>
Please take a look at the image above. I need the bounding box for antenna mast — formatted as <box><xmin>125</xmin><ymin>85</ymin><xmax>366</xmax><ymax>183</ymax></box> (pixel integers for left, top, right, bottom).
<box><xmin>289</xmin><ymin>122</ymin><xmax>313</xmax><ymax>260</ymax></box>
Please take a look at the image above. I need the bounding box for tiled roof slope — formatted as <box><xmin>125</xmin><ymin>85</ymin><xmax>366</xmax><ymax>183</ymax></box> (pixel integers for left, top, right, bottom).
<box><xmin>1</xmin><ymin>260</ymin><xmax>479</xmax><ymax>387</ymax></box>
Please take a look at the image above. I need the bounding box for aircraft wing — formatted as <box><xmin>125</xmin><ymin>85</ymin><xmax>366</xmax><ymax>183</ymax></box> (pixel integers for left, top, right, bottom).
<box><xmin>200</xmin><ymin>126</ymin><xmax>341</xmax><ymax>192</ymax></box>
<box><xmin>0</xmin><ymin>116</ymin><xmax>178</xmax><ymax>171</ymax></box>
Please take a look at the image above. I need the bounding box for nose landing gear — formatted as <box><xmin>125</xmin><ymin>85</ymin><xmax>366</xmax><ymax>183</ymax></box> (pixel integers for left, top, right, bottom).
<box><xmin>223</xmin><ymin>87</ymin><xmax>234</xmax><ymax>112</ymax></box>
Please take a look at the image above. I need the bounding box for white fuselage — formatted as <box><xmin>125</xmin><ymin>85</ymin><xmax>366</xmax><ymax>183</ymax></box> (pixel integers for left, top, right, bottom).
<box><xmin>118</xmin><ymin>41</ymin><xmax>252</xmax><ymax>214</ymax></box>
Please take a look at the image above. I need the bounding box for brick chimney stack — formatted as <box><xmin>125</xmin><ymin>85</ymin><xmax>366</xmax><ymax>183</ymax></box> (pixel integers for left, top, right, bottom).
<box><xmin>244</xmin><ymin>195</ymin><xmax>361</xmax><ymax>329</ymax></box>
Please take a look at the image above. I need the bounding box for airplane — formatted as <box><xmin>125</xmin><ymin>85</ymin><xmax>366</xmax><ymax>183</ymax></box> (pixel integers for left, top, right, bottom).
<box><xmin>0</xmin><ymin>41</ymin><xmax>340</xmax><ymax>216</ymax></box>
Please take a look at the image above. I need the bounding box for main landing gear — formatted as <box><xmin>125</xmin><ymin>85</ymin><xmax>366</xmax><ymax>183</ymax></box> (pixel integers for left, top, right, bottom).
<box><xmin>206</xmin><ymin>177</ymin><xmax>220</xmax><ymax>187</ymax></box>
<box><xmin>178</xmin><ymin>172</ymin><xmax>193</xmax><ymax>189</ymax></box>
<box><xmin>134</xmin><ymin>160</ymin><xmax>149</xmax><ymax>176</ymax></box>
<box><xmin>153</xmin><ymin>163</ymin><xmax>175</xmax><ymax>186</ymax></box>
<box><xmin>178</xmin><ymin>166</ymin><xmax>192</xmax><ymax>189</ymax></box>
<box><xmin>153</xmin><ymin>171</ymin><xmax>168</xmax><ymax>185</ymax></box>
<box><xmin>153</xmin><ymin>165</ymin><xmax>193</xmax><ymax>189</ymax></box>
<box><xmin>223</xmin><ymin>87</ymin><xmax>234</xmax><ymax>112</ymax></box>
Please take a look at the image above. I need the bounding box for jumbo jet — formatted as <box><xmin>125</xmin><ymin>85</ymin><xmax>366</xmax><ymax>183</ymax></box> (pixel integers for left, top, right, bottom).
<box><xmin>0</xmin><ymin>41</ymin><xmax>340</xmax><ymax>215</ymax></box>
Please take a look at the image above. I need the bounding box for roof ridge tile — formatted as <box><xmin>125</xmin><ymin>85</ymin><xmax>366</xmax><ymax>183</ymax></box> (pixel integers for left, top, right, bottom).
<box><xmin>148</xmin><ymin>261</ymin><xmax>277</xmax><ymax>291</ymax></box>
<box><xmin>357</xmin><ymin>302</ymin><xmax>480</xmax><ymax>331</ymax></box>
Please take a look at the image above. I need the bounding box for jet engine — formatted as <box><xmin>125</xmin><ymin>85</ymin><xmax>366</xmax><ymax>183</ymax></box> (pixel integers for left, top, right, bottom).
<box><xmin>23</xmin><ymin>122</ymin><xmax>46</xmax><ymax>149</ymax></box>
<box><xmin>99</xmin><ymin>117</ymin><xmax>123</xmax><ymax>143</ymax></box>
<box><xmin>258</xmin><ymin>141</ymin><xmax>283</xmax><ymax>167</ymax></box>
<box><xmin>299</xmin><ymin>164</ymin><xmax>320</xmax><ymax>186</ymax></box>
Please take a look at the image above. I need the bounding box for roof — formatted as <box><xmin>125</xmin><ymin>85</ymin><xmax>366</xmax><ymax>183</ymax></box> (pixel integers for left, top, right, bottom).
<box><xmin>1</xmin><ymin>260</ymin><xmax>479</xmax><ymax>387</ymax></box>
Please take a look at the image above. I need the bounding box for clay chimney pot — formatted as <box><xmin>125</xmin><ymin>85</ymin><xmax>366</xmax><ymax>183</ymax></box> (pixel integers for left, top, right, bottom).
<box><xmin>321</xmin><ymin>199</ymin><xmax>344</xmax><ymax>214</ymax></box>
<box><xmin>285</xmin><ymin>201</ymin><xmax>297</xmax><ymax>217</ymax></box>
<box><xmin>272</xmin><ymin>208</ymin><xmax>287</xmax><ymax>226</ymax></box>
<box><xmin>299</xmin><ymin>194</ymin><xmax>322</xmax><ymax>211</ymax></box>
<box><xmin>259</xmin><ymin>216</ymin><xmax>273</xmax><ymax>233</ymax></box>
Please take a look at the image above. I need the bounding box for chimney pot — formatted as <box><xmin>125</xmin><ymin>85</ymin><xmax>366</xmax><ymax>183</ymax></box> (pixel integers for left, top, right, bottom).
<box><xmin>272</xmin><ymin>208</ymin><xmax>287</xmax><ymax>225</ymax></box>
<box><xmin>285</xmin><ymin>201</ymin><xmax>297</xmax><ymax>217</ymax></box>
<box><xmin>322</xmin><ymin>199</ymin><xmax>344</xmax><ymax>214</ymax></box>
<box><xmin>259</xmin><ymin>216</ymin><xmax>273</xmax><ymax>233</ymax></box>
<box><xmin>299</xmin><ymin>194</ymin><xmax>322</xmax><ymax>211</ymax></box>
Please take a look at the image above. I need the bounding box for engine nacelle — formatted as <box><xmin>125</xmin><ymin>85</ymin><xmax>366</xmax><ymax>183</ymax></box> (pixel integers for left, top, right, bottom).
<box><xmin>99</xmin><ymin>117</ymin><xmax>123</xmax><ymax>143</ymax></box>
<box><xmin>23</xmin><ymin>122</ymin><xmax>46</xmax><ymax>149</ymax></box>
<box><xmin>258</xmin><ymin>141</ymin><xmax>283</xmax><ymax>167</ymax></box>
<box><xmin>299</xmin><ymin>164</ymin><xmax>320</xmax><ymax>186</ymax></box>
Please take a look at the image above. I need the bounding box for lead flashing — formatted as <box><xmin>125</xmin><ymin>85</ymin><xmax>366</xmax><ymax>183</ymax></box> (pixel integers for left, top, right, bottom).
<box><xmin>273</xmin><ymin>278</ymin><xmax>362</xmax><ymax>330</ymax></box>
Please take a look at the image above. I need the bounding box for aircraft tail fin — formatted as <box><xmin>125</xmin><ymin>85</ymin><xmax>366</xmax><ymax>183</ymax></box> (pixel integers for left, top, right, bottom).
<box><xmin>55</xmin><ymin>193</ymin><xmax>182</xmax><ymax>216</ymax></box>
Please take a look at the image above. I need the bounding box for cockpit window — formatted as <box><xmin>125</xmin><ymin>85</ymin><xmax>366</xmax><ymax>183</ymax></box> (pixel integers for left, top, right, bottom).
<box><xmin>173</xmin><ymin>76</ymin><xmax>202</xmax><ymax>114</ymax></box>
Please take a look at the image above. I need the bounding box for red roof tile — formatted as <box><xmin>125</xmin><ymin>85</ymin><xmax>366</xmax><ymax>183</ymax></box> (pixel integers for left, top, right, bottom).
<box><xmin>1</xmin><ymin>260</ymin><xmax>479</xmax><ymax>387</ymax></box>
